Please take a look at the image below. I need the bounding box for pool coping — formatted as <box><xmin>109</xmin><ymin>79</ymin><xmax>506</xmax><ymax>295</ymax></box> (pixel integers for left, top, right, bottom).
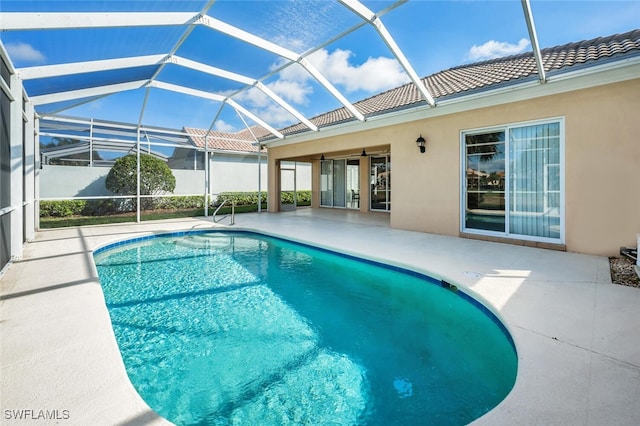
<box><xmin>1</xmin><ymin>212</ymin><xmax>640</xmax><ymax>425</ymax></box>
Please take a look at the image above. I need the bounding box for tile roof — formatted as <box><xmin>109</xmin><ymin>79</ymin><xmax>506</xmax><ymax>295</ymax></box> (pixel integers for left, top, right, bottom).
<box><xmin>186</xmin><ymin>30</ymin><xmax>639</xmax><ymax>145</ymax></box>
<box><xmin>274</xmin><ymin>29</ymin><xmax>640</xmax><ymax>138</ymax></box>
<box><xmin>184</xmin><ymin>126</ymin><xmax>269</xmax><ymax>153</ymax></box>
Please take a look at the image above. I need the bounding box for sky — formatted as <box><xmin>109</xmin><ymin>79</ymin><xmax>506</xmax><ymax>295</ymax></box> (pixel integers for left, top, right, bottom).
<box><xmin>2</xmin><ymin>0</ymin><xmax>639</xmax><ymax>134</ymax></box>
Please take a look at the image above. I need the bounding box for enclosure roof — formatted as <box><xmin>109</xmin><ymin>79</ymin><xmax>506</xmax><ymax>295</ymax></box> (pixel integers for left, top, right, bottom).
<box><xmin>1</xmin><ymin>0</ymin><xmax>431</xmax><ymax>140</ymax></box>
<box><xmin>274</xmin><ymin>29</ymin><xmax>640</xmax><ymax>138</ymax></box>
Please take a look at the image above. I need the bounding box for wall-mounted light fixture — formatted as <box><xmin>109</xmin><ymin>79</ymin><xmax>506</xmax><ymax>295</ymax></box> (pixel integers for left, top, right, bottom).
<box><xmin>361</xmin><ymin>148</ymin><xmax>367</xmax><ymax>157</ymax></box>
<box><xmin>320</xmin><ymin>153</ymin><xmax>325</xmax><ymax>161</ymax></box>
<box><xmin>416</xmin><ymin>134</ymin><xmax>426</xmax><ymax>153</ymax></box>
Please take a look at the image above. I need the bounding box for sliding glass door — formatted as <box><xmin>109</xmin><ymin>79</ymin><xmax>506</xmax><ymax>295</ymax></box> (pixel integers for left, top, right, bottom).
<box><xmin>332</xmin><ymin>159</ymin><xmax>346</xmax><ymax>208</ymax></box>
<box><xmin>370</xmin><ymin>156</ymin><xmax>390</xmax><ymax>211</ymax></box>
<box><xmin>462</xmin><ymin>119</ymin><xmax>562</xmax><ymax>242</ymax></box>
<box><xmin>346</xmin><ymin>159</ymin><xmax>360</xmax><ymax>209</ymax></box>
<box><xmin>320</xmin><ymin>160</ymin><xmax>333</xmax><ymax>207</ymax></box>
<box><xmin>320</xmin><ymin>159</ymin><xmax>360</xmax><ymax>209</ymax></box>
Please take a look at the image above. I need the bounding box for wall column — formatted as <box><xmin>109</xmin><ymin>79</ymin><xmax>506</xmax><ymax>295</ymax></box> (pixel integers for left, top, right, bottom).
<box><xmin>34</xmin><ymin>116</ymin><xmax>40</xmax><ymax>230</ymax></box>
<box><xmin>267</xmin><ymin>156</ymin><xmax>280</xmax><ymax>212</ymax></box>
<box><xmin>23</xmin><ymin>98</ymin><xmax>36</xmax><ymax>241</ymax></box>
<box><xmin>359</xmin><ymin>155</ymin><xmax>370</xmax><ymax>213</ymax></box>
<box><xmin>9</xmin><ymin>73</ymin><xmax>24</xmax><ymax>259</ymax></box>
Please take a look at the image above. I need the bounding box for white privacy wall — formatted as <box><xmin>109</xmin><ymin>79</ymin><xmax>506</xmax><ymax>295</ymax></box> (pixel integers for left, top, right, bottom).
<box><xmin>39</xmin><ymin>156</ymin><xmax>311</xmax><ymax>198</ymax></box>
<box><xmin>209</xmin><ymin>154</ymin><xmax>267</xmax><ymax>194</ymax></box>
<box><xmin>40</xmin><ymin>165</ymin><xmax>113</xmax><ymax>198</ymax></box>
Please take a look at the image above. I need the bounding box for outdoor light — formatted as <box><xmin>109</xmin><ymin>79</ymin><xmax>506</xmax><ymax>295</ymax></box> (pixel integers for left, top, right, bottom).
<box><xmin>416</xmin><ymin>134</ymin><xmax>426</xmax><ymax>153</ymax></box>
<box><xmin>321</xmin><ymin>153</ymin><xmax>325</xmax><ymax>161</ymax></box>
<box><xmin>361</xmin><ymin>148</ymin><xmax>367</xmax><ymax>157</ymax></box>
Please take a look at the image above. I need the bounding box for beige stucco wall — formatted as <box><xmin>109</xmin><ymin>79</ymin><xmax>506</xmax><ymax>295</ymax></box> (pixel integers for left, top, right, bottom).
<box><xmin>268</xmin><ymin>78</ymin><xmax>640</xmax><ymax>256</ymax></box>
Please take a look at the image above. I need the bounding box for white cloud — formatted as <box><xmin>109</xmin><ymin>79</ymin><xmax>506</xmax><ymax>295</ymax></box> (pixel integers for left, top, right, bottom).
<box><xmin>232</xmin><ymin>87</ymin><xmax>300</xmax><ymax>128</ymax></box>
<box><xmin>308</xmin><ymin>48</ymin><xmax>409</xmax><ymax>93</ymax></box>
<box><xmin>214</xmin><ymin>120</ymin><xmax>235</xmax><ymax>132</ymax></box>
<box><xmin>230</xmin><ymin>48</ymin><xmax>409</xmax><ymax>127</ymax></box>
<box><xmin>238</xmin><ymin>87</ymin><xmax>272</xmax><ymax>108</ymax></box>
<box><xmin>5</xmin><ymin>42</ymin><xmax>46</xmax><ymax>63</ymax></box>
<box><xmin>466</xmin><ymin>38</ymin><xmax>531</xmax><ymax>61</ymax></box>
<box><xmin>271</xmin><ymin>60</ymin><xmax>310</xmax><ymax>85</ymax></box>
<box><xmin>255</xmin><ymin>103</ymin><xmax>299</xmax><ymax>126</ymax></box>
<box><xmin>268</xmin><ymin>79</ymin><xmax>313</xmax><ymax>105</ymax></box>
<box><xmin>270</xmin><ymin>48</ymin><xmax>409</xmax><ymax>96</ymax></box>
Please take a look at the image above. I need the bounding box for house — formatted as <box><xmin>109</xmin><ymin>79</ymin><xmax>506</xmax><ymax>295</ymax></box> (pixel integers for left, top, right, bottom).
<box><xmin>262</xmin><ymin>30</ymin><xmax>640</xmax><ymax>256</ymax></box>
<box><xmin>1</xmin><ymin>12</ymin><xmax>637</xmax><ymax>271</ymax></box>
<box><xmin>182</xmin><ymin>126</ymin><xmax>311</xmax><ymax>196</ymax></box>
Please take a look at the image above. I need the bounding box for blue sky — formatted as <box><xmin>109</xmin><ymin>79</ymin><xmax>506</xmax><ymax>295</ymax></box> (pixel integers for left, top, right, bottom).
<box><xmin>2</xmin><ymin>0</ymin><xmax>639</xmax><ymax>133</ymax></box>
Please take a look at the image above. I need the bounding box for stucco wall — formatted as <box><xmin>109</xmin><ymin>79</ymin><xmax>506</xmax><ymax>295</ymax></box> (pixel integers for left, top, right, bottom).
<box><xmin>267</xmin><ymin>78</ymin><xmax>640</xmax><ymax>256</ymax></box>
<box><xmin>560</xmin><ymin>80</ymin><xmax>639</xmax><ymax>255</ymax></box>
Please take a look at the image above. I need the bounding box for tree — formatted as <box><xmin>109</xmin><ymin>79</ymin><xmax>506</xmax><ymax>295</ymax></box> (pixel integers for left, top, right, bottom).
<box><xmin>105</xmin><ymin>154</ymin><xmax>176</xmax><ymax>210</ymax></box>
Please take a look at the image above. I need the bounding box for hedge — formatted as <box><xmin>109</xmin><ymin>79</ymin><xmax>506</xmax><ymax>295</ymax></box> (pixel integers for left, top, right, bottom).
<box><xmin>40</xmin><ymin>192</ymin><xmax>311</xmax><ymax>217</ymax></box>
<box><xmin>154</xmin><ymin>195</ymin><xmax>207</xmax><ymax>210</ymax></box>
<box><xmin>40</xmin><ymin>200</ymin><xmax>87</xmax><ymax>217</ymax></box>
<box><xmin>216</xmin><ymin>191</ymin><xmax>311</xmax><ymax>206</ymax></box>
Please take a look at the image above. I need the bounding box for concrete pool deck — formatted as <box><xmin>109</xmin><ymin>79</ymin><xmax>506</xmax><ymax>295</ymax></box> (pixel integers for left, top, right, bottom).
<box><xmin>1</xmin><ymin>209</ymin><xmax>639</xmax><ymax>425</ymax></box>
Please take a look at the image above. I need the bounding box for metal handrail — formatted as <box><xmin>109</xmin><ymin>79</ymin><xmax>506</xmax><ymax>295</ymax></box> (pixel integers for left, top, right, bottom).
<box><xmin>212</xmin><ymin>200</ymin><xmax>235</xmax><ymax>225</ymax></box>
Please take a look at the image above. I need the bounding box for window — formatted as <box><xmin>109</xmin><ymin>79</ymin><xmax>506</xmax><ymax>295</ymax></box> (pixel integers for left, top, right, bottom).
<box><xmin>462</xmin><ymin>119</ymin><xmax>563</xmax><ymax>243</ymax></box>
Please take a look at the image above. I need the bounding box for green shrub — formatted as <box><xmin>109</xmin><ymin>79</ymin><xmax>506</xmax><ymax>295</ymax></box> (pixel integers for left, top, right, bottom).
<box><xmin>280</xmin><ymin>191</ymin><xmax>312</xmax><ymax>205</ymax></box>
<box><xmin>81</xmin><ymin>199</ymin><xmax>121</xmax><ymax>216</ymax></box>
<box><xmin>39</xmin><ymin>200</ymin><xmax>87</xmax><ymax>217</ymax></box>
<box><xmin>280</xmin><ymin>192</ymin><xmax>295</xmax><ymax>204</ymax></box>
<box><xmin>154</xmin><ymin>195</ymin><xmax>207</xmax><ymax>210</ymax></box>
<box><xmin>39</xmin><ymin>191</ymin><xmax>312</xmax><ymax>219</ymax></box>
<box><xmin>216</xmin><ymin>191</ymin><xmax>311</xmax><ymax>207</ymax></box>
<box><xmin>297</xmin><ymin>191</ymin><xmax>312</xmax><ymax>205</ymax></box>
<box><xmin>216</xmin><ymin>192</ymin><xmax>267</xmax><ymax>206</ymax></box>
<box><xmin>105</xmin><ymin>154</ymin><xmax>176</xmax><ymax>210</ymax></box>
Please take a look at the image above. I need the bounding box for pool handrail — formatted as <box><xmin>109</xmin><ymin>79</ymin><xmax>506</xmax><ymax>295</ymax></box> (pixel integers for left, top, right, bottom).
<box><xmin>213</xmin><ymin>200</ymin><xmax>235</xmax><ymax>225</ymax></box>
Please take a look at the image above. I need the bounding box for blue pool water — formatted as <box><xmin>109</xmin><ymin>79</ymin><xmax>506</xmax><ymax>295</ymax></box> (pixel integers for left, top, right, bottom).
<box><xmin>94</xmin><ymin>231</ymin><xmax>517</xmax><ymax>425</ymax></box>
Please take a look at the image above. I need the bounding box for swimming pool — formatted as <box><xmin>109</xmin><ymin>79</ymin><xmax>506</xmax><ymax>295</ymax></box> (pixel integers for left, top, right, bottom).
<box><xmin>94</xmin><ymin>230</ymin><xmax>517</xmax><ymax>425</ymax></box>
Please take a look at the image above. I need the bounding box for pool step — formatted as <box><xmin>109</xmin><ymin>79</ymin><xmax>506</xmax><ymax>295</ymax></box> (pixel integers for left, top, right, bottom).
<box><xmin>173</xmin><ymin>233</ymin><xmax>232</xmax><ymax>249</ymax></box>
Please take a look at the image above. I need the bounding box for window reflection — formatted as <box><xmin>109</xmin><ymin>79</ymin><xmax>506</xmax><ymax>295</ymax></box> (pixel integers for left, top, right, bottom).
<box><xmin>465</xmin><ymin>132</ymin><xmax>505</xmax><ymax>232</ymax></box>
